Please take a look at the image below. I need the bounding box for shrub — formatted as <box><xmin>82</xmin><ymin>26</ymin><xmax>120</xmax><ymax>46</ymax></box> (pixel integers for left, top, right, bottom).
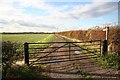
<box><xmin>2</xmin><ymin>41</ymin><xmax>20</xmax><ymax>77</ymax></box>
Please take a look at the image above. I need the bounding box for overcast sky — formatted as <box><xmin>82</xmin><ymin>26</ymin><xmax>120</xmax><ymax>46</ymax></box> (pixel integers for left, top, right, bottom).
<box><xmin>0</xmin><ymin>0</ymin><xmax>119</xmax><ymax>32</ymax></box>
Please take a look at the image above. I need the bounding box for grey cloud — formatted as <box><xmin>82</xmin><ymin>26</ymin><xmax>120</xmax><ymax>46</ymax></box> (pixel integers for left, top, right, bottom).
<box><xmin>68</xmin><ymin>2</ymin><xmax>118</xmax><ymax>19</ymax></box>
<box><xmin>17</xmin><ymin>21</ymin><xmax>57</xmax><ymax>29</ymax></box>
<box><xmin>0</xmin><ymin>19</ymin><xmax>57</xmax><ymax>29</ymax></box>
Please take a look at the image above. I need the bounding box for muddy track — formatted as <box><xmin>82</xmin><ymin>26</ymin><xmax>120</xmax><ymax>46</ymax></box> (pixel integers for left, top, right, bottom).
<box><xmin>37</xmin><ymin>34</ymin><xmax>119</xmax><ymax>79</ymax></box>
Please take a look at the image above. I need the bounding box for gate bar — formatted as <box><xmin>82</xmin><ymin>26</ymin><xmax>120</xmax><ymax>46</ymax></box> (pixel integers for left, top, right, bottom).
<box><xmin>27</xmin><ymin>40</ymin><xmax>101</xmax><ymax>44</ymax></box>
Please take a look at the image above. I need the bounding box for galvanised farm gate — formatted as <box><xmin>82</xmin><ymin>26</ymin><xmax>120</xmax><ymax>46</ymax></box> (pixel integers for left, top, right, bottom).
<box><xmin>23</xmin><ymin>40</ymin><xmax>106</xmax><ymax>66</ymax></box>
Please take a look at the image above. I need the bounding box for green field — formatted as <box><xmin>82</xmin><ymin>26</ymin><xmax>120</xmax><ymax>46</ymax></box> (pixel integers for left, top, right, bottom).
<box><xmin>1</xmin><ymin>34</ymin><xmax>59</xmax><ymax>49</ymax></box>
<box><xmin>2</xmin><ymin>34</ymin><xmax>57</xmax><ymax>43</ymax></box>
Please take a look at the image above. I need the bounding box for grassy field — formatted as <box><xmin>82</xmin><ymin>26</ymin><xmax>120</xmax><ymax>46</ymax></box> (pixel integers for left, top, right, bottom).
<box><xmin>1</xmin><ymin>33</ymin><xmax>59</xmax><ymax>49</ymax></box>
<box><xmin>2</xmin><ymin>34</ymin><xmax>57</xmax><ymax>43</ymax></box>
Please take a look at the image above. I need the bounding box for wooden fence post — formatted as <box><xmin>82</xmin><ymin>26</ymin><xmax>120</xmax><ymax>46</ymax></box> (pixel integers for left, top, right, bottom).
<box><xmin>102</xmin><ymin>40</ymin><xmax>108</xmax><ymax>56</ymax></box>
<box><xmin>100</xmin><ymin>40</ymin><xmax>102</xmax><ymax>56</ymax></box>
<box><xmin>24</xmin><ymin>42</ymin><xmax>29</xmax><ymax>66</ymax></box>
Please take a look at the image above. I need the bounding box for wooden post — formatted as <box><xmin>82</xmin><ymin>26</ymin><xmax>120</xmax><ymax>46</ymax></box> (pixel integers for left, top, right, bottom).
<box><xmin>103</xmin><ymin>27</ymin><xmax>109</xmax><ymax>41</ymax></box>
<box><xmin>100</xmin><ymin>40</ymin><xmax>102</xmax><ymax>56</ymax></box>
<box><xmin>106</xmin><ymin>27</ymin><xmax>109</xmax><ymax>40</ymax></box>
<box><xmin>24</xmin><ymin>42</ymin><xmax>29</xmax><ymax>66</ymax></box>
<box><xmin>102</xmin><ymin>40</ymin><xmax>108</xmax><ymax>56</ymax></box>
<box><xmin>102</xmin><ymin>27</ymin><xmax>109</xmax><ymax>56</ymax></box>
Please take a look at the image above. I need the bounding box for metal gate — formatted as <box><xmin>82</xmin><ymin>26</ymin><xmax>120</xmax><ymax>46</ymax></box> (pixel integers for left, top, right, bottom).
<box><xmin>24</xmin><ymin>40</ymin><xmax>102</xmax><ymax>66</ymax></box>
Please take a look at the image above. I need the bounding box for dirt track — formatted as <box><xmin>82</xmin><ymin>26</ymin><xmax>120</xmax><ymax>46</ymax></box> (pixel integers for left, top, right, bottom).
<box><xmin>35</xmin><ymin>34</ymin><xmax>119</xmax><ymax>79</ymax></box>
